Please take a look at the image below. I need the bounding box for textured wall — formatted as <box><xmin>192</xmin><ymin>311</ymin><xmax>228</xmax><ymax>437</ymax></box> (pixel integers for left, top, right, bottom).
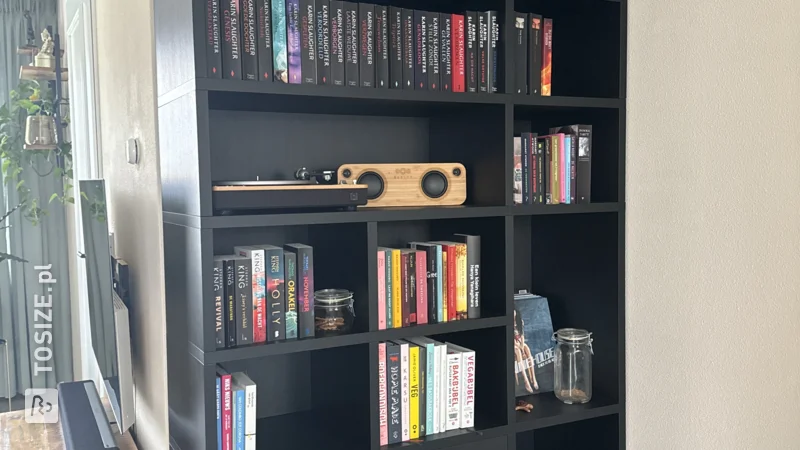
<box><xmin>94</xmin><ymin>0</ymin><xmax>168</xmax><ymax>448</ymax></box>
<box><xmin>627</xmin><ymin>1</ymin><xmax>800</xmax><ymax>449</ymax></box>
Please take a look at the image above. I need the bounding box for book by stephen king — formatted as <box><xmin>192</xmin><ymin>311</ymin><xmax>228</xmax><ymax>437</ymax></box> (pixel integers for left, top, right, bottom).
<box><xmin>488</xmin><ymin>11</ymin><xmax>499</xmax><ymax>93</ymax></box>
<box><xmin>466</xmin><ymin>12</ymin><xmax>478</xmax><ymax>92</ymax></box>
<box><xmin>528</xmin><ymin>14</ymin><xmax>542</xmax><ymax>95</ymax></box>
<box><xmin>241</xmin><ymin>0</ymin><xmax>258</xmax><ymax>80</ymax></box>
<box><xmin>206</xmin><ymin>0</ymin><xmax>223</xmax><ymax>78</ymax></box>
<box><xmin>414</xmin><ymin>10</ymin><xmax>428</xmax><ymax>90</ymax></box>
<box><xmin>300</xmin><ymin>0</ymin><xmax>317</xmax><ymax>83</ymax></box>
<box><xmin>387</xmin><ymin>342</ymin><xmax>402</xmax><ymax>444</ymax></box>
<box><xmin>344</xmin><ymin>1</ymin><xmax>359</xmax><ymax>87</ymax></box>
<box><xmin>257</xmin><ymin>0</ymin><xmax>273</xmax><ymax>81</ymax></box>
<box><xmin>427</xmin><ymin>13</ymin><xmax>440</xmax><ymax>90</ymax></box>
<box><xmin>389</xmin><ymin>7</ymin><xmax>403</xmax><ymax>88</ymax></box>
<box><xmin>224</xmin><ymin>260</ymin><xmax>238</xmax><ymax>347</ymax></box>
<box><xmin>477</xmin><ymin>12</ymin><xmax>487</xmax><ymax>92</ymax></box>
<box><xmin>271</xmin><ymin>0</ymin><xmax>288</xmax><ymax>82</ymax></box>
<box><xmin>375</xmin><ymin>5</ymin><xmax>389</xmax><ymax>87</ymax></box>
<box><xmin>401</xmin><ymin>8</ymin><xmax>414</xmax><ymax>89</ymax></box>
<box><xmin>284</xmin><ymin>244</ymin><xmax>314</xmax><ymax>338</ymax></box>
<box><xmin>286</xmin><ymin>0</ymin><xmax>302</xmax><ymax>84</ymax></box>
<box><xmin>314</xmin><ymin>0</ymin><xmax>330</xmax><ymax>84</ymax></box>
<box><xmin>359</xmin><ymin>3</ymin><xmax>375</xmax><ymax>87</ymax></box>
<box><xmin>235</xmin><ymin>246</ymin><xmax>266</xmax><ymax>343</ymax></box>
<box><xmin>514</xmin><ymin>13</ymin><xmax>527</xmax><ymax>94</ymax></box>
<box><xmin>213</xmin><ymin>257</ymin><xmax>226</xmax><ymax>348</ymax></box>
<box><xmin>542</xmin><ymin>18</ymin><xmax>552</xmax><ymax>96</ymax></box>
<box><xmin>234</xmin><ymin>257</ymin><xmax>253</xmax><ymax>346</ymax></box>
<box><xmin>452</xmin><ymin>14</ymin><xmax>465</xmax><ymax>92</ymax></box>
<box><xmin>440</xmin><ymin>13</ymin><xmax>452</xmax><ymax>92</ymax></box>
<box><xmin>222</xmin><ymin>0</ymin><xmax>242</xmax><ymax>79</ymax></box>
<box><xmin>514</xmin><ymin>293</ymin><xmax>555</xmax><ymax>396</ymax></box>
<box><xmin>284</xmin><ymin>251</ymin><xmax>298</xmax><ymax>340</ymax></box>
<box><xmin>330</xmin><ymin>1</ymin><xmax>345</xmax><ymax>85</ymax></box>
<box><xmin>263</xmin><ymin>245</ymin><xmax>285</xmax><ymax>342</ymax></box>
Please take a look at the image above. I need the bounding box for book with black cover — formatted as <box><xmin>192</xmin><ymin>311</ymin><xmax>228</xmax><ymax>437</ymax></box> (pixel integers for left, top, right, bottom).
<box><xmin>440</xmin><ymin>13</ymin><xmax>452</xmax><ymax>92</ymax></box>
<box><xmin>284</xmin><ymin>251</ymin><xmax>298</xmax><ymax>340</ymax></box>
<box><xmin>222</xmin><ymin>0</ymin><xmax>242</xmax><ymax>79</ymax></box>
<box><xmin>411</xmin><ymin>243</ymin><xmax>439</xmax><ymax>323</ymax></box>
<box><xmin>330</xmin><ymin>1</ymin><xmax>345</xmax><ymax>86</ymax></box>
<box><xmin>414</xmin><ymin>10</ymin><xmax>428</xmax><ymax>90</ymax></box>
<box><xmin>206</xmin><ymin>0</ymin><xmax>223</xmax><ymax>78</ymax></box>
<box><xmin>225</xmin><ymin>259</ymin><xmax>239</xmax><ymax>347</ymax></box>
<box><xmin>528</xmin><ymin>14</ymin><xmax>542</xmax><ymax>95</ymax></box>
<box><xmin>314</xmin><ymin>0</ymin><xmax>330</xmax><ymax>84</ymax></box>
<box><xmin>521</xmin><ymin>135</ymin><xmax>530</xmax><ymax>204</ymax></box>
<box><xmin>257</xmin><ymin>0</ymin><xmax>273</xmax><ymax>81</ymax></box>
<box><xmin>284</xmin><ymin>244</ymin><xmax>315</xmax><ymax>338</ymax></box>
<box><xmin>417</xmin><ymin>346</ymin><xmax>427</xmax><ymax>436</ymax></box>
<box><xmin>344</xmin><ymin>1</ymin><xmax>359</xmax><ymax>87</ymax></box>
<box><xmin>427</xmin><ymin>13</ymin><xmax>440</xmax><ymax>90</ymax></box>
<box><xmin>263</xmin><ymin>246</ymin><xmax>285</xmax><ymax>342</ymax></box>
<box><xmin>241</xmin><ymin>0</ymin><xmax>258</xmax><ymax>79</ymax></box>
<box><xmin>300</xmin><ymin>0</ymin><xmax>317</xmax><ymax>83</ymax></box>
<box><xmin>387</xmin><ymin>341</ymin><xmax>402</xmax><ymax>444</ymax></box>
<box><xmin>514</xmin><ymin>13</ymin><xmax>527</xmax><ymax>94</ymax></box>
<box><xmin>359</xmin><ymin>3</ymin><xmax>375</xmax><ymax>87</ymax></box>
<box><xmin>488</xmin><ymin>11</ymin><xmax>499</xmax><ymax>93</ymax></box>
<box><xmin>402</xmin><ymin>8</ymin><xmax>414</xmax><ymax>89</ymax></box>
<box><xmin>466</xmin><ymin>12</ymin><xmax>478</xmax><ymax>93</ymax></box>
<box><xmin>477</xmin><ymin>12</ymin><xmax>487</xmax><ymax>92</ymax></box>
<box><xmin>213</xmin><ymin>257</ymin><xmax>226</xmax><ymax>348</ymax></box>
<box><xmin>534</xmin><ymin>137</ymin><xmax>545</xmax><ymax>204</ymax></box>
<box><xmin>389</xmin><ymin>7</ymin><xmax>402</xmax><ymax>88</ymax></box>
<box><xmin>233</xmin><ymin>257</ymin><xmax>253</xmax><ymax>346</ymax></box>
<box><xmin>453</xmin><ymin>234</ymin><xmax>481</xmax><ymax>319</ymax></box>
<box><xmin>375</xmin><ymin>5</ymin><xmax>389</xmax><ymax>87</ymax></box>
<box><xmin>543</xmin><ymin>136</ymin><xmax>552</xmax><ymax>204</ymax></box>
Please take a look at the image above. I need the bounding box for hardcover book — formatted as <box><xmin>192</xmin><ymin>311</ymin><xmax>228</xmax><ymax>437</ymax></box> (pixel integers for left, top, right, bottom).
<box><xmin>284</xmin><ymin>244</ymin><xmax>314</xmax><ymax>338</ymax></box>
<box><xmin>441</xmin><ymin>249</ymin><xmax>448</xmax><ymax>322</ymax></box>
<box><xmin>556</xmin><ymin>133</ymin><xmax>566</xmax><ymax>203</ymax></box>
<box><xmin>377</xmin><ymin>249</ymin><xmax>386</xmax><ymax>330</ymax></box>
<box><xmin>452</xmin><ymin>14</ymin><xmax>465</xmax><ymax>92</ymax></box>
<box><xmin>222</xmin><ymin>0</ymin><xmax>242</xmax><ymax>79</ymax></box>
<box><xmin>427</xmin><ymin>13</ymin><xmax>440</xmax><ymax>90</ymax></box>
<box><xmin>344</xmin><ymin>1</ymin><xmax>359</xmax><ymax>86</ymax></box>
<box><xmin>418</xmin><ymin>345</ymin><xmax>427</xmax><ymax>436</ymax></box>
<box><xmin>415</xmin><ymin>250</ymin><xmax>428</xmax><ymax>325</ymax></box>
<box><xmin>375</xmin><ymin>5</ymin><xmax>389</xmax><ymax>87</ymax></box>
<box><xmin>389</xmin><ymin>7</ymin><xmax>403</xmax><ymax>88</ymax></box>
<box><xmin>359</xmin><ymin>3</ymin><xmax>375</xmax><ymax>87</ymax></box>
<box><xmin>453</xmin><ymin>234</ymin><xmax>481</xmax><ymax>319</ymax></box>
<box><xmin>488</xmin><ymin>11</ymin><xmax>499</xmax><ymax>93</ymax></box>
<box><xmin>400</xmin><ymin>251</ymin><xmax>412</xmax><ymax>326</ymax></box>
<box><xmin>406</xmin><ymin>337</ymin><xmax>435</xmax><ymax>435</ymax></box>
<box><xmin>543</xmin><ymin>136</ymin><xmax>552</xmax><ymax>204</ymax></box>
<box><xmin>433</xmin><ymin>242</ymin><xmax>457</xmax><ymax>321</ymax></box>
<box><xmin>440</xmin><ymin>13</ymin><xmax>452</xmax><ymax>92</ymax></box>
<box><xmin>409</xmin><ymin>344</ymin><xmax>420</xmax><ymax>439</ymax></box>
<box><xmin>564</xmin><ymin>135</ymin><xmax>573</xmax><ymax>203</ymax></box>
<box><xmin>514</xmin><ymin>13</ymin><xmax>527</xmax><ymax>94</ymax></box>
<box><xmin>262</xmin><ymin>245</ymin><xmax>285</xmax><ymax>341</ymax></box>
<box><xmin>378</xmin><ymin>342</ymin><xmax>389</xmax><ymax>446</ymax></box>
<box><xmin>542</xmin><ymin>18</ymin><xmax>552</xmax><ymax>95</ymax></box>
<box><xmin>206</xmin><ymin>0</ymin><xmax>223</xmax><ymax>78</ymax></box>
<box><xmin>465</xmin><ymin>12</ymin><xmax>478</xmax><ymax>92</ymax></box>
<box><xmin>284</xmin><ymin>251</ymin><xmax>298</xmax><ymax>340</ymax></box>
<box><xmin>535</xmin><ymin>137</ymin><xmax>545</xmax><ymax>204</ymax></box>
<box><xmin>514</xmin><ymin>293</ymin><xmax>555</xmax><ymax>396</ymax></box>
<box><xmin>330</xmin><ymin>1</ymin><xmax>345</xmax><ymax>85</ymax></box>
<box><xmin>224</xmin><ymin>260</ymin><xmax>238</xmax><ymax>347</ymax></box>
<box><xmin>434</xmin><ymin>342</ymin><xmax>446</xmax><ymax>433</ymax></box>
<box><xmin>391</xmin><ymin>249</ymin><xmax>402</xmax><ymax>328</ymax></box>
<box><xmin>396</xmin><ymin>340</ymin><xmax>410</xmax><ymax>441</ymax></box>
<box><xmin>477</xmin><ymin>12</ymin><xmax>487</xmax><ymax>92</ymax></box>
<box><xmin>378</xmin><ymin>247</ymin><xmax>393</xmax><ymax>328</ymax></box>
<box><xmin>315</xmin><ymin>0</ymin><xmax>330</xmax><ymax>84</ymax></box>
<box><xmin>286</xmin><ymin>0</ymin><xmax>302</xmax><ymax>83</ymax></box>
<box><xmin>514</xmin><ymin>136</ymin><xmax>523</xmax><ymax>204</ymax></box>
<box><xmin>257</xmin><ymin>0</ymin><xmax>273</xmax><ymax>81</ymax></box>
<box><xmin>401</xmin><ymin>8</ymin><xmax>414</xmax><ymax>89</ymax></box>
<box><xmin>409</xmin><ymin>242</ymin><xmax>439</xmax><ymax>323</ymax></box>
<box><xmin>235</xmin><ymin>246</ymin><xmax>266</xmax><ymax>342</ymax></box>
<box><xmin>300</xmin><ymin>0</ymin><xmax>317</xmax><ymax>83</ymax></box>
<box><xmin>231</xmin><ymin>372</ymin><xmax>257</xmax><ymax>437</ymax></box>
<box><xmin>520</xmin><ymin>135</ymin><xmax>529</xmax><ymax>204</ymax></box>
<box><xmin>454</xmin><ymin>243</ymin><xmax>468</xmax><ymax>319</ymax></box>
<box><xmin>414</xmin><ymin>10</ymin><xmax>428</xmax><ymax>89</ymax></box>
<box><xmin>448</xmin><ymin>343</ymin><xmax>475</xmax><ymax>428</ymax></box>
<box><xmin>232</xmin><ymin>381</ymin><xmax>245</xmax><ymax>449</ymax></box>
<box><xmin>445</xmin><ymin>348</ymin><xmax>462</xmax><ymax>430</ymax></box>
<box><xmin>528</xmin><ymin>14</ymin><xmax>542</xmax><ymax>95</ymax></box>
<box><xmin>216</xmin><ymin>377</ymin><xmax>222</xmax><ymax>450</ymax></box>
<box><xmin>271</xmin><ymin>0</ymin><xmax>288</xmax><ymax>82</ymax></box>
<box><xmin>550</xmin><ymin>125</ymin><xmax>592</xmax><ymax>203</ymax></box>
<box><xmin>213</xmin><ymin>256</ymin><xmax>226</xmax><ymax>348</ymax></box>
<box><xmin>234</xmin><ymin>257</ymin><xmax>253</xmax><ymax>346</ymax></box>
<box><xmin>217</xmin><ymin>367</ymin><xmax>233</xmax><ymax>450</ymax></box>
<box><xmin>241</xmin><ymin>0</ymin><xmax>258</xmax><ymax>80</ymax></box>
<box><xmin>387</xmin><ymin>342</ymin><xmax>402</xmax><ymax>444</ymax></box>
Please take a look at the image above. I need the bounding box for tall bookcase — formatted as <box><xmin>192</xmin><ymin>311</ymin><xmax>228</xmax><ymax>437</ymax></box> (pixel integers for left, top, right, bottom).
<box><xmin>155</xmin><ymin>0</ymin><xmax>625</xmax><ymax>448</ymax></box>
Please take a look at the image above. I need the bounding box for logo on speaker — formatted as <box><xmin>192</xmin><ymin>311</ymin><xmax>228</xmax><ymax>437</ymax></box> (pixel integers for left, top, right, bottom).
<box><xmin>25</xmin><ymin>388</ymin><xmax>58</xmax><ymax>423</ymax></box>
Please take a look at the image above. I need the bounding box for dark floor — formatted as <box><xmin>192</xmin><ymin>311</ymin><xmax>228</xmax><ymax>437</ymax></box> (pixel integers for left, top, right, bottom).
<box><xmin>0</xmin><ymin>395</ymin><xmax>25</xmax><ymax>413</ymax></box>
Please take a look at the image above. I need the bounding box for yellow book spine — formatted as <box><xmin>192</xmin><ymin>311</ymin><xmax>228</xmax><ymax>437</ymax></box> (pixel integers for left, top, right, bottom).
<box><xmin>392</xmin><ymin>250</ymin><xmax>402</xmax><ymax>328</ymax></box>
<box><xmin>456</xmin><ymin>243</ymin><xmax>467</xmax><ymax>319</ymax></box>
<box><xmin>441</xmin><ymin>251</ymin><xmax>448</xmax><ymax>322</ymax></box>
<box><xmin>409</xmin><ymin>345</ymin><xmax>420</xmax><ymax>439</ymax></box>
<box><xmin>551</xmin><ymin>136</ymin><xmax>560</xmax><ymax>204</ymax></box>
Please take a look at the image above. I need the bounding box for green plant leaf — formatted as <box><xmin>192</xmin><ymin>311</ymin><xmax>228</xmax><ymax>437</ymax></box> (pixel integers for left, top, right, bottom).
<box><xmin>16</xmin><ymin>179</ymin><xmax>24</xmax><ymax>190</ymax></box>
<box><xmin>49</xmin><ymin>193</ymin><xmax>59</xmax><ymax>203</ymax></box>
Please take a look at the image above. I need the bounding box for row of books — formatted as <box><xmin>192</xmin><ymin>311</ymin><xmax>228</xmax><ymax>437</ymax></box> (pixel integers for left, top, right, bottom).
<box><xmin>513</xmin><ymin>124</ymin><xmax>593</xmax><ymax>205</ymax></box>
<box><xmin>512</xmin><ymin>13</ymin><xmax>553</xmax><ymax>96</ymax></box>
<box><xmin>213</xmin><ymin>244</ymin><xmax>315</xmax><ymax>349</ymax></box>
<box><xmin>378</xmin><ymin>339</ymin><xmax>476</xmax><ymax>446</ymax></box>
<box><xmin>207</xmin><ymin>0</ymin><xmax>501</xmax><ymax>92</ymax></box>
<box><xmin>216</xmin><ymin>367</ymin><xmax>257</xmax><ymax>450</ymax></box>
<box><xmin>377</xmin><ymin>234</ymin><xmax>481</xmax><ymax>330</ymax></box>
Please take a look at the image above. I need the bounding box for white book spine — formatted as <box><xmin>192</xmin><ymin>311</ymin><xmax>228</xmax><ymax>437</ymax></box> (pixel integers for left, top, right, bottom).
<box><xmin>245</xmin><ymin>434</ymin><xmax>256</xmax><ymax>450</ymax></box>
<box><xmin>432</xmin><ymin>344</ymin><xmax>441</xmax><ymax>435</ymax></box>
<box><xmin>446</xmin><ymin>350</ymin><xmax>462</xmax><ymax>431</ymax></box>
<box><xmin>439</xmin><ymin>344</ymin><xmax>447</xmax><ymax>433</ymax></box>
<box><xmin>245</xmin><ymin>383</ymin><xmax>257</xmax><ymax>435</ymax></box>
<box><xmin>400</xmin><ymin>342</ymin><xmax>410</xmax><ymax>441</ymax></box>
<box><xmin>378</xmin><ymin>342</ymin><xmax>388</xmax><ymax>446</ymax></box>
<box><xmin>460</xmin><ymin>350</ymin><xmax>476</xmax><ymax>428</ymax></box>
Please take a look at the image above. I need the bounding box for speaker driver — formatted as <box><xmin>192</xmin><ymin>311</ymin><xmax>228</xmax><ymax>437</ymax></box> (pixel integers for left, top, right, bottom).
<box><xmin>421</xmin><ymin>171</ymin><xmax>448</xmax><ymax>199</ymax></box>
<box><xmin>357</xmin><ymin>172</ymin><xmax>384</xmax><ymax>200</ymax></box>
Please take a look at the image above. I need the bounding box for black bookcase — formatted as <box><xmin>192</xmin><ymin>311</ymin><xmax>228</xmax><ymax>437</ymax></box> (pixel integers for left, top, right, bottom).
<box><xmin>155</xmin><ymin>0</ymin><xmax>625</xmax><ymax>448</ymax></box>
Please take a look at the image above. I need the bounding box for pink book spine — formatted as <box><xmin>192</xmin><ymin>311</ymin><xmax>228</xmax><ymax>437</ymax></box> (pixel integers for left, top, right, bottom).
<box><xmin>415</xmin><ymin>250</ymin><xmax>428</xmax><ymax>325</ymax></box>
<box><xmin>378</xmin><ymin>251</ymin><xmax>387</xmax><ymax>330</ymax></box>
<box><xmin>221</xmin><ymin>374</ymin><xmax>233</xmax><ymax>450</ymax></box>
<box><xmin>378</xmin><ymin>342</ymin><xmax>389</xmax><ymax>446</ymax></box>
<box><xmin>558</xmin><ymin>133</ymin><xmax>566</xmax><ymax>203</ymax></box>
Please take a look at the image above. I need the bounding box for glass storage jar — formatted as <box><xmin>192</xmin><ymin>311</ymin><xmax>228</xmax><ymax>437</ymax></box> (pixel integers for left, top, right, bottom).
<box><xmin>314</xmin><ymin>289</ymin><xmax>355</xmax><ymax>337</ymax></box>
<box><xmin>553</xmin><ymin>328</ymin><xmax>593</xmax><ymax>404</ymax></box>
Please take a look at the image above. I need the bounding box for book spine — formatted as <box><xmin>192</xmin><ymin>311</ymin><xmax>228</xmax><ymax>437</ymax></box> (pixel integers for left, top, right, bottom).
<box><xmin>216</xmin><ymin>377</ymin><xmax>223</xmax><ymax>450</ymax></box>
<box><xmin>221</xmin><ymin>374</ymin><xmax>233</xmax><ymax>450</ymax></box>
<box><xmin>400</xmin><ymin>342</ymin><xmax>410</xmax><ymax>442</ymax></box>
<box><xmin>566</xmin><ymin>135</ymin><xmax>573</xmax><ymax>204</ymax></box>
<box><xmin>459</xmin><ymin>236</ymin><xmax>481</xmax><ymax>319</ymax></box>
<box><xmin>414</xmin><ymin>11</ymin><xmax>428</xmax><ymax>89</ymax></box>
<box><xmin>389</xmin><ymin>7</ymin><xmax>403</xmax><ymax>88</ymax></box>
<box><xmin>521</xmin><ymin>135</ymin><xmax>530</xmax><ymax>204</ymax></box>
<box><xmin>300</xmin><ymin>0</ymin><xmax>317</xmax><ymax>83</ymax></box>
<box><xmin>330</xmin><ymin>1</ymin><xmax>345</xmax><ymax>85</ymax></box>
<box><xmin>244</xmin><ymin>382</ymin><xmax>256</xmax><ymax>435</ymax></box>
<box><xmin>577</xmin><ymin>125</ymin><xmax>592</xmax><ymax>203</ymax></box>
<box><xmin>551</xmin><ymin>135</ymin><xmax>559</xmax><ymax>204</ymax></box>
<box><xmin>514</xmin><ymin>13</ymin><xmax>526</xmax><ymax>94</ymax></box>
<box><xmin>514</xmin><ymin>137</ymin><xmax>522</xmax><ymax>205</ymax></box>
<box><xmin>460</xmin><ymin>350</ymin><xmax>476</xmax><ymax>428</ymax></box>
<box><xmin>286</xmin><ymin>0</ymin><xmax>302</xmax><ymax>83</ymax></box>
<box><xmin>446</xmin><ymin>245</ymin><xmax>457</xmax><ymax>321</ymax></box>
<box><xmin>455</xmin><ymin>243</ymin><xmax>467</xmax><ymax>319</ymax></box>
<box><xmin>375</xmin><ymin>5</ymin><xmax>389</xmax><ymax>87</ymax></box>
<box><xmin>344</xmin><ymin>2</ymin><xmax>359</xmax><ymax>86</ymax></box>
<box><xmin>477</xmin><ymin>13</ymin><xmax>487</xmax><ymax>92</ymax></box>
<box><xmin>222</xmin><ymin>0</ymin><xmax>242</xmax><ymax>79</ymax></box>
<box><xmin>245</xmin><ymin>436</ymin><xmax>255</xmax><ymax>450</ymax></box>
<box><xmin>542</xmin><ymin>18</ymin><xmax>552</xmax><ymax>95</ymax></box>
<box><xmin>438</xmin><ymin>345</ymin><xmax>447</xmax><ymax>432</ymax></box>
<box><xmin>207</xmin><ymin>0</ymin><xmax>224</xmax><ymax>77</ymax></box>
<box><xmin>402</xmin><ymin>252</ymin><xmax>411</xmax><ymax>327</ymax></box>
<box><xmin>425</xmin><ymin>248</ymin><xmax>438</xmax><ymax>323</ymax></box>
<box><xmin>378</xmin><ymin>342</ymin><xmax>389</xmax><ymax>446</ymax></box>
<box><xmin>257</xmin><ymin>0</ymin><xmax>273</xmax><ymax>81</ymax></box>
<box><xmin>466</xmin><ymin>12</ymin><xmax>477</xmax><ymax>93</ymax></box>
<box><xmin>428</xmin><ymin>13</ymin><xmax>440</xmax><ymax>90</ymax></box>
<box><xmin>385</xmin><ymin>249</ymin><xmax>393</xmax><ymax>328</ymax></box>
<box><xmin>225</xmin><ymin>261</ymin><xmax>238</xmax><ymax>347</ymax></box>
<box><xmin>446</xmin><ymin>351</ymin><xmax>461</xmax><ymax>431</ymax></box>
<box><xmin>489</xmin><ymin>11</ymin><xmax>499</xmax><ymax>93</ymax></box>
<box><xmin>409</xmin><ymin>345</ymin><xmax>420</xmax><ymax>439</ymax></box>
<box><xmin>314</xmin><ymin>0</ymin><xmax>330</xmax><ymax>84</ymax></box>
<box><xmin>298</xmin><ymin>247</ymin><xmax>315</xmax><ymax>338</ymax></box>
<box><xmin>425</xmin><ymin>343</ymin><xmax>435</xmax><ymax>434</ymax></box>
<box><xmin>415</xmin><ymin>251</ymin><xmax>427</xmax><ymax>325</ymax></box>
<box><xmin>402</xmin><ymin>9</ymin><xmax>414</xmax><ymax>89</ymax></box>
<box><xmin>214</xmin><ymin>260</ymin><xmax>225</xmax><ymax>348</ymax></box>
<box><xmin>440</xmin><ymin>248</ymin><xmax>448</xmax><ymax>322</ymax></box>
<box><xmin>284</xmin><ymin>251</ymin><xmax>298</xmax><ymax>340</ymax></box>
<box><xmin>536</xmin><ymin>138</ymin><xmax>545</xmax><ymax>204</ymax></box>
<box><xmin>359</xmin><ymin>3</ymin><xmax>375</xmax><ymax>87</ymax></box>
<box><xmin>569</xmin><ymin>133</ymin><xmax>577</xmax><ymax>204</ymax></box>
<box><xmin>377</xmin><ymin>250</ymin><xmax>386</xmax><ymax>330</ymax></box>
<box><xmin>529</xmin><ymin>14</ymin><xmax>541</xmax><ymax>95</ymax></box>
<box><xmin>441</xmin><ymin>14</ymin><xmax>452</xmax><ymax>92</ymax></box>
<box><xmin>543</xmin><ymin>137</ymin><xmax>552</xmax><ymax>204</ymax></box>
<box><xmin>266</xmin><ymin>249</ymin><xmax>285</xmax><ymax>341</ymax></box>
<box><xmin>249</xmin><ymin>250</ymin><xmax>266</xmax><ymax>343</ymax></box>
<box><xmin>241</xmin><ymin>0</ymin><xmax>258</xmax><ymax>79</ymax></box>
<box><xmin>271</xmin><ymin>0</ymin><xmax>287</xmax><ymax>82</ymax></box>
<box><xmin>530</xmin><ymin>133</ymin><xmax>538</xmax><ymax>204</ymax></box>
<box><xmin>559</xmin><ymin>134</ymin><xmax>566</xmax><ymax>204</ymax></box>
<box><xmin>418</xmin><ymin>348</ymin><xmax>427</xmax><ymax>437</ymax></box>
<box><xmin>387</xmin><ymin>343</ymin><xmax>402</xmax><ymax>444</ymax></box>
<box><xmin>235</xmin><ymin>388</ymin><xmax>245</xmax><ymax>450</ymax></box>
<box><xmin>452</xmin><ymin>14</ymin><xmax>465</xmax><ymax>92</ymax></box>
<box><xmin>236</xmin><ymin>260</ymin><xmax>252</xmax><ymax>345</ymax></box>
<box><xmin>391</xmin><ymin>250</ymin><xmax>402</xmax><ymax>328</ymax></box>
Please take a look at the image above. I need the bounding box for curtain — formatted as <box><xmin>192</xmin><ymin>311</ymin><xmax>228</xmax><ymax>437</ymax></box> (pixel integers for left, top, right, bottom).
<box><xmin>0</xmin><ymin>0</ymin><xmax>73</xmax><ymax>401</ymax></box>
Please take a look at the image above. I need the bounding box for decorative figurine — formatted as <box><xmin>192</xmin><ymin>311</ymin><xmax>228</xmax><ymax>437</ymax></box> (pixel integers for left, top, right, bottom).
<box><xmin>34</xmin><ymin>28</ymin><xmax>55</xmax><ymax>68</ymax></box>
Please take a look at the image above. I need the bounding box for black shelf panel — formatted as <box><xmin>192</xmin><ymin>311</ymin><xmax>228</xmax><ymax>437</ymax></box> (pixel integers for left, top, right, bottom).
<box><xmin>374</xmin><ymin>317</ymin><xmax>508</xmax><ymax>342</ymax></box>
<box><xmin>512</xmin><ymin>95</ymin><xmax>623</xmax><ymax>110</ymax></box>
<box><xmin>514</xmin><ymin>393</ymin><xmax>619</xmax><ymax>432</ymax></box>
<box><xmin>511</xmin><ymin>203</ymin><xmax>621</xmax><ymax>216</ymax></box>
<box><xmin>381</xmin><ymin>427</ymin><xmax>509</xmax><ymax>450</ymax></box>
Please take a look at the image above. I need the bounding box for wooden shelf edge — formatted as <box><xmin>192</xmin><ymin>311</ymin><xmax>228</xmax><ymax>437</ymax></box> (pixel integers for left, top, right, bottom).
<box><xmin>23</xmin><ymin>144</ymin><xmax>58</xmax><ymax>151</ymax></box>
<box><xmin>19</xmin><ymin>65</ymin><xmax>69</xmax><ymax>81</ymax></box>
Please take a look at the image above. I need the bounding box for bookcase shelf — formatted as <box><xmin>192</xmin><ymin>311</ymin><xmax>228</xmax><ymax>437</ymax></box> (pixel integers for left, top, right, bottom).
<box><xmin>154</xmin><ymin>0</ymin><xmax>626</xmax><ymax>446</ymax></box>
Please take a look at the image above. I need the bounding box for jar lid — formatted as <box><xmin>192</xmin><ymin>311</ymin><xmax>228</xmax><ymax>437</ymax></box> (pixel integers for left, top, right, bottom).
<box><xmin>314</xmin><ymin>289</ymin><xmax>354</xmax><ymax>305</ymax></box>
<box><xmin>554</xmin><ymin>328</ymin><xmax>592</xmax><ymax>343</ymax></box>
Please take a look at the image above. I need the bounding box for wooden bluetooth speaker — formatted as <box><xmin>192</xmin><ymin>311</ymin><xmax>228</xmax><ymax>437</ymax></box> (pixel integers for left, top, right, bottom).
<box><xmin>337</xmin><ymin>163</ymin><xmax>467</xmax><ymax>207</ymax></box>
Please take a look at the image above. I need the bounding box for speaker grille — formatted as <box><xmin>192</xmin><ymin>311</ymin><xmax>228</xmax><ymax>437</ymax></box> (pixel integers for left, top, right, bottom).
<box><xmin>421</xmin><ymin>171</ymin><xmax>448</xmax><ymax>199</ymax></box>
<box><xmin>357</xmin><ymin>172</ymin><xmax>384</xmax><ymax>200</ymax></box>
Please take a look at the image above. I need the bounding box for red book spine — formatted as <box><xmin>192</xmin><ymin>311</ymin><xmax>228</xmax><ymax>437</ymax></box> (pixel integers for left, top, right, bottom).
<box><xmin>415</xmin><ymin>250</ymin><xmax>428</xmax><ymax>325</ymax></box>
<box><xmin>221</xmin><ymin>373</ymin><xmax>233</xmax><ymax>450</ymax></box>
<box><xmin>378</xmin><ymin>342</ymin><xmax>389</xmax><ymax>446</ymax></box>
<box><xmin>446</xmin><ymin>245</ymin><xmax>457</xmax><ymax>321</ymax></box>
<box><xmin>401</xmin><ymin>252</ymin><xmax>411</xmax><ymax>327</ymax></box>
<box><xmin>452</xmin><ymin>14</ymin><xmax>465</xmax><ymax>92</ymax></box>
<box><xmin>378</xmin><ymin>251</ymin><xmax>386</xmax><ymax>330</ymax></box>
<box><xmin>558</xmin><ymin>133</ymin><xmax>566</xmax><ymax>203</ymax></box>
